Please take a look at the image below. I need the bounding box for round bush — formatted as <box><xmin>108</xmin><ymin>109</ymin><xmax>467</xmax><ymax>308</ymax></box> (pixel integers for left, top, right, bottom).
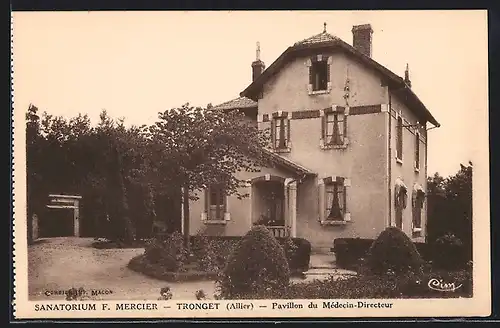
<box><xmin>217</xmin><ymin>225</ymin><xmax>291</xmax><ymax>299</ymax></box>
<box><xmin>366</xmin><ymin>227</ymin><xmax>424</xmax><ymax>275</ymax></box>
<box><xmin>144</xmin><ymin>232</ymin><xmax>187</xmax><ymax>272</ymax></box>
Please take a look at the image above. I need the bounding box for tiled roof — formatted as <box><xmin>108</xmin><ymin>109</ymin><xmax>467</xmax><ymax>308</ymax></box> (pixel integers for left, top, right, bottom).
<box><xmin>212</xmin><ymin>97</ymin><xmax>257</xmax><ymax>111</ymax></box>
<box><xmin>294</xmin><ymin>31</ymin><xmax>340</xmax><ymax>46</ymax></box>
<box><xmin>262</xmin><ymin>148</ymin><xmax>316</xmax><ymax>177</ymax></box>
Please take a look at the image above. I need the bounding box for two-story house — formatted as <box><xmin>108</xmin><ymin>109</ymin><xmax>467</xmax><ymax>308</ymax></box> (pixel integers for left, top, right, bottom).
<box><xmin>187</xmin><ymin>23</ymin><xmax>440</xmax><ymax>251</ymax></box>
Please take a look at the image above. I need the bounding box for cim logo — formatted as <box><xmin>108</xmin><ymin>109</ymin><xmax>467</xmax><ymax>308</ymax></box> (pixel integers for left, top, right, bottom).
<box><xmin>427</xmin><ymin>278</ymin><xmax>463</xmax><ymax>292</ymax></box>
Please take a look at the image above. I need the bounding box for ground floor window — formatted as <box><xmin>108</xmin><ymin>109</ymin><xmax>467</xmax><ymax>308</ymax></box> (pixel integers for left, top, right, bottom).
<box><xmin>412</xmin><ymin>186</ymin><xmax>425</xmax><ymax>237</ymax></box>
<box><xmin>325</xmin><ymin>179</ymin><xmax>346</xmax><ymax>221</ymax></box>
<box><xmin>205</xmin><ymin>185</ymin><xmax>227</xmax><ymax>221</ymax></box>
<box><xmin>319</xmin><ymin>176</ymin><xmax>350</xmax><ymax>224</ymax></box>
<box><xmin>394</xmin><ymin>178</ymin><xmax>408</xmax><ymax>229</ymax></box>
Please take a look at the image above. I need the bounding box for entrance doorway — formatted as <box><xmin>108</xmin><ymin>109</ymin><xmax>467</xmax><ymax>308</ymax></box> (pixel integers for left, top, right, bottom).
<box><xmin>40</xmin><ymin>207</ymin><xmax>74</xmax><ymax>237</ymax></box>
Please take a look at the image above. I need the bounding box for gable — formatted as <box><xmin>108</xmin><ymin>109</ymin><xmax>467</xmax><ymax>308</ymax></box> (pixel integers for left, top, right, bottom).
<box><xmin>240</xmin><ymin>39</ymin><xmax>439</xmax><ymax>127</ymax></box>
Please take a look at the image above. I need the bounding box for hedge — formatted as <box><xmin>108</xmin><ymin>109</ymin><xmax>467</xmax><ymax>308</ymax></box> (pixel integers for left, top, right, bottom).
<box><xmin>332</xmin><ymin>237</ymin><xmax>470</xmax><ymax>270</ymax></box>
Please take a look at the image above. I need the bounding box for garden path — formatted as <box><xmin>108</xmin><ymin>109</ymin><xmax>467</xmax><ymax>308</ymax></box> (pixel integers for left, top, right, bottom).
<box><xmin>28</xmin><ymin>237</ymin><xmax>356</xmax><ymax>300</ymax></box>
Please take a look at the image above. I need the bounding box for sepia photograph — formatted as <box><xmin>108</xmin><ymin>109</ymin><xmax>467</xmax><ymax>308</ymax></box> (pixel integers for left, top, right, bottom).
<box><xmin>12</xmin><ymin>10</ymin><xmax>490</xmax><ymax>319</ymax></box>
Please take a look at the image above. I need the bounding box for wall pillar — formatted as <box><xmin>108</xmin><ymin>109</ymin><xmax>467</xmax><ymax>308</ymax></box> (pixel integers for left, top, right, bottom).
<box><xmin>73</xmin><ymin>200</ymin><xmax>80</xmax><ymax>237</ymax></box>
<box><xmin>289</xmin><ymin>181</ymin><xmax>297</xmax><ymax>238</ymax></box>
<box><xmin>246</xmin><ymin>181</ymin><xmax>253</xmax><ymax>231</ymax></box>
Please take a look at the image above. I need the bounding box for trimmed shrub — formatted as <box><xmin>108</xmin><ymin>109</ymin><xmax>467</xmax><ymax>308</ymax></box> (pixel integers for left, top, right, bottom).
<box><xmin>192</xmin><ymin>234</ymin><xmax>240</xmax><ymax>273</ymax></box>
<box><xmin>217</xmin><ymin>225</ymin><xmax>291</xmax><ymax>299</ymax></box>
<box><xmin>189</xmin><ymin>235</ymin><xmax>311</xmax><ymax>273</ymax></box>
<box><xmin>366</xmin><ymin>227</ymin><xmax>424</xmax><ymax>275</ymax></box>
<box><xmin>332</xmin><ymin>238</ymin><xmax>374</xmax><ymax>269</ymax></box>
<box><xmin>144</xmin><ymin>231</ymin><xmax>187</xmax><ymax>272</ymax></box>
<box><xmin>285</xmin><ymin>237</ymin><xmax>311</xmax><ymax>272</ymax></box>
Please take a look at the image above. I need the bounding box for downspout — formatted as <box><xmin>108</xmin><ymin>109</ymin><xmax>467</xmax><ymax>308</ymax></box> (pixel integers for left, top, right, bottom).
<box><xmin>388</xmin><ymin>90</ymin><xmax>392</xmax><ymax>228</ymax></box>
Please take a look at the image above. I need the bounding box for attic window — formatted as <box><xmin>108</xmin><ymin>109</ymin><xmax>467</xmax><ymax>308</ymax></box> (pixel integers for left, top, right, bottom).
<box><xmin>308</xmin><ymin>55</ymin><xmax>331</xmax><ymax>95</ymax></box>
<box><xmin>311</xmin><ymin>60</ymin><xmax>328</xmax><ymax>91</ymax></box>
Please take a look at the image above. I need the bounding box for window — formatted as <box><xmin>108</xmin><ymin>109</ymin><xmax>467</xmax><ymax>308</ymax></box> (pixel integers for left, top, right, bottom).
<box><xmin>324</xmin><ymin>112</ymin><xmax>346</xmax><ymax>146</ymax></box>
<box><xmin>412</xmin><ymin>187</ymin><xmax>425</xmax><ymax>237</ymax></box>
<box><xmin>396</xmin><ymin>116</ymin><xmax>403</xmax><ymax>161</ymax></box>
<box><xmin>271</xmin><ymin>114</ymin><xmax>290</xmax><ymax>151</ymax></box>
<box><xmin>205</xmin><ymin>185</ymin><xmax>227</xmax><ymax>221</ymax></box>
<box><xmin>394</xmin><ymin>178</ymin><xmax>407</xmax><ymax>229</ymax></box>
<box><xmin>318</xmin><ymin>176</ymin><xmax>351</xmax><ymax>225</ymax></box>
<box><xmin>415</xmin><ymin>132</ymin><xmax>420</xmax><ymax>170</ymax></box>
<box><xmin>308</xmin><ymin>55</ymin><xmax>331</xmax><ymax>94</ymax></box>
<box><xmin>311</xmin><ymin>60</ymin><xmax>328</xmax><ymax>91</ymax></box>
<box><xmin>325</xmin><ymin>181</ymin><xmax>346</xmax><ymax>221</ymax></box>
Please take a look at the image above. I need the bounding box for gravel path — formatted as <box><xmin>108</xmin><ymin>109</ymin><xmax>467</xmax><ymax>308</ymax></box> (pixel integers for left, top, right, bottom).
<box><xmin>28</xmin><ymin>237</ymin><xmax>216</xmax><ymax>301</ymax></box>
<box><xmin>28</xmin><ymin>237</ymin><xmax>355</xmax><ymax>301</ymax></box>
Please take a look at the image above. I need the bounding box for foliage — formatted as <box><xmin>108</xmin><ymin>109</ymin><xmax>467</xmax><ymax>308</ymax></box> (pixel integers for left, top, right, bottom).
<box><xmin>332</xmin><ymin>237</ymin><xmax>469</xmax><ymax>272</ymax></box>
<box><xmin>195</xmin><ymin>289</ymin><xmax>207</xmax><ymax>300</ymax></box>
<box><xmin>143</xmin><ymin>232</ymin><xmax>187</xmax><ymax>272</ymax></box>
<box><xmin>26</xmin><ymin>103</ymin><xmax>272</xmax><ymax>243</ymax></box>
<box><xmin>158</xmin><ymin>287</ymin><xmax>173</xmax><ymax>300</ymax></box>
<box><xmin>427</xmin><ymin>163</ymin><xmax>472</xmax><ymax>261</ymax></box>
<box><xmin>191</xmin><ymin>232</ymin><xmax>239</xmax><ymax>273</ymax></box>
<box><xmin>128</xmin><ymin>254</ymin><xmax>219</xmax><ymax>282</ymax></box>
<box><xmin>266</xmin><ymin>267</ymin><xmax>472</xmax><ymax>299</ymax></box>
<box><xmin>365</xmin><ymin>227</ymin><xmax>424</xmax><ymax>275</ymax></box>
<box><xmin>216</xmin><ymin>226</ymin><xmax>291</xmax><ymax>299</ymax></box>
<box><xmin>432</xmin><ymin>233</ymin><xmax>467</xmax><ymax>270</ymax></box>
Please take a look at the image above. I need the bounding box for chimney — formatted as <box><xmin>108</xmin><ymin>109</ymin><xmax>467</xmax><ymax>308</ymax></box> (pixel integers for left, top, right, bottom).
<box><xmin>352</xmin><ymin>24</ymin><xmax>373</xmax><ymax>58</ymax></box>
<box><xmin>251</xmin><ymin>42</ymin><xmax>265</xmax><ymax>82</ymax></box>
<box><xmin>404</xmin><ymin>63</ymin><xmax>412</xmax><ymax>88</ymax></box>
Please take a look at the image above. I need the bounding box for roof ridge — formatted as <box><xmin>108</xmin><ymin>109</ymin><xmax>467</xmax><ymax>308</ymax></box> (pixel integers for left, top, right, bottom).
<box><xmin>294</xmin><ymin>31</ymin><xmax>340</xmax><ymax>46</ymax></box>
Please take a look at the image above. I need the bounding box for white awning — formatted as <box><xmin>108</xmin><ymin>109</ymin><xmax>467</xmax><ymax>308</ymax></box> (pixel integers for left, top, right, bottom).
<box><xmin>395</xmin><ymin>178</ymin><xmax>407</xmax><ymax>194</ymax></box>
<box><xmin>395</xmin><ymin>178</ymin><xmax>408</xmax><ymax>209</ymax></box>
<box><xmin>412</xmin><ymin>183</ymin><xmax>426</xmax><ymax>207</ymax></box>
<box><xmin>413</xmin><ymin>183</ymin><xmax>425</xmax><ymax>195</ymax></box>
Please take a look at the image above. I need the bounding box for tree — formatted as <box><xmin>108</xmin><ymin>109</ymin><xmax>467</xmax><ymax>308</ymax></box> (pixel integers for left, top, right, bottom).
<box><xmin>148</xmin><ymin>103</ymin><xmax>271</xmax><ymax>249</ymax></box>
<box><xmin>427</xmin><ymin>162</ymin><xmax>473</xmax><ymax>255</ymax></box>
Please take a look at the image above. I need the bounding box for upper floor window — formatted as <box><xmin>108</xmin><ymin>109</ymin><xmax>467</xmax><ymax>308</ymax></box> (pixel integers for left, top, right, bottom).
<box><xmin>271</xmin><ymin>112</ymin><xmax>291</xmax><ymax>152</ymax></box>
<box><xmin>415</xmin><ymin>132</ymin><xmax>420</xmax><ymax>171</ymax></box>
<box><xmin>325</xmin><ymin>112</ymin><xmax>345</xmax><ymax>145</ymax></box>
<box><xmin>311</xmin><ymin>60</ymin><xmax>328</xmax><ymax>91</ymax></box>
<box><xmin>308</xmin><ymin>55</ymin><xmax>331</xmax><ymax>94</ymax></box>
<box><xmin>396</xmin><ymin>115</ymin><xmax>403</xmax><ymax>162</ymax></box>
<box><xmin>321</xmin><ymin>107</ymin><xmax>348</xmax><ymax>149</ymax></box>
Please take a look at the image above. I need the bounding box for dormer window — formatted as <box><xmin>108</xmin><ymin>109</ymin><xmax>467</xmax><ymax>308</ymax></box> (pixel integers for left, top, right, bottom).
<box><xmin>307</xmin><ymin>55</ymin><xmax>332</xmax><ymax>95</ymax></box>
<box><xmin>311</xmin><ymin>60</ymin><xmax>328</xmax><ymax>91</ymax></box>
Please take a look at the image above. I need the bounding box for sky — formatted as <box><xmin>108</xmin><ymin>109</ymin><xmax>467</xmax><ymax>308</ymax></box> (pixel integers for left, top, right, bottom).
<box><xmin>12</xmin><ymin>10</ymin><xmax>488</xmax><ymax>177</ymax></box>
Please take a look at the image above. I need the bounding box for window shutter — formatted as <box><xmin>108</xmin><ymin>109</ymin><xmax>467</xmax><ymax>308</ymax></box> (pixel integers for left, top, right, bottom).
<box><xmin>309</xmin><ymin>65</ymin><xmax>314</xmax><ymax>85</ymax></box>
<box><xmin>204</xmin><ymin>188</ymin><xmax>210</xmax><ymax>220</ymax></box>
<box><xmin>270</xmin><ymin>120</ymin><xmax>275</xmax><ymax>149</ymax></box>
<box><xmin>286</xmin><ymin>118</ymin><xmax>291</xmax><ymax>147</ymax></box>
<box><xmin>326</xmin><ymin>59</ymin><xmax>331</xmax><ymax>83</ymax></box>
<box><xmin>318</xmin><ymin>182</ymin><xmax>326</xmax><ymax>222</ymax></box>
<box><xmin>321</xmin><ymin>113</ymin><xmax>326</xmax><ymax>140</ymax></box>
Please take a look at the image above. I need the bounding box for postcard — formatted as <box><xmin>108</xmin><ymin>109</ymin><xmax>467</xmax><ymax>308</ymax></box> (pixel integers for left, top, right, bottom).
<box><xmin>11</xmin><ymin>10</ymin><xmax>490</xmax><ymax>319</ymax></box>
